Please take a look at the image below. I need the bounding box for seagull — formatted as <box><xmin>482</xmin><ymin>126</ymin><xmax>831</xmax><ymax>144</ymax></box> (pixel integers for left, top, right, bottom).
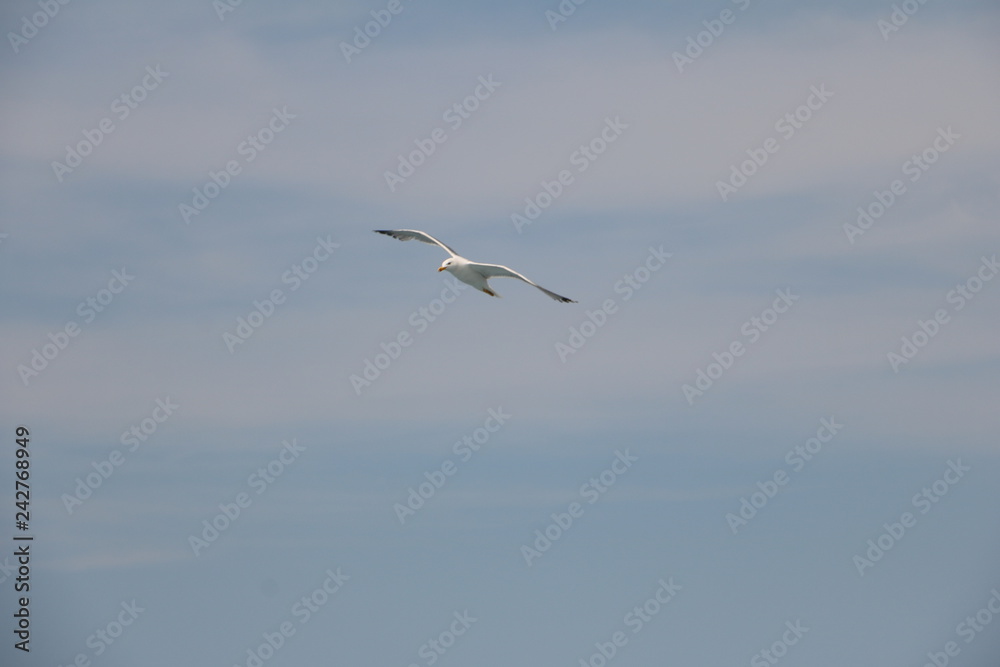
<box><xmin>374</xmin><ymin>229</ymin><xmax>577</xmax><ymax>303</ymax></box>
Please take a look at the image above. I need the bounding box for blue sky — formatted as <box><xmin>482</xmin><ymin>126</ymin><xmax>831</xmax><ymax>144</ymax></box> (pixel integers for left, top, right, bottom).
<box><xmin>2</xmin><ymin>1</ymin><xmax>1000</xmax><ymax>665</ymax></box>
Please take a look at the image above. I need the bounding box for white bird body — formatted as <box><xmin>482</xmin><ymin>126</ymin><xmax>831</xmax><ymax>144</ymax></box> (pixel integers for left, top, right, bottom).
<box><xmin>374</xmin><ymin>229</ymin><xmax>577</xmax><ymax>303</ymax></box>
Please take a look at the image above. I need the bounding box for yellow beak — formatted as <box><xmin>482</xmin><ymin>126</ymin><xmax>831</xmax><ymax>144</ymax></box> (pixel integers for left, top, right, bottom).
<box><xmin>437</xmin><ymin>266</ymin><xmax>446</xmax><ymax>271</ymax></box>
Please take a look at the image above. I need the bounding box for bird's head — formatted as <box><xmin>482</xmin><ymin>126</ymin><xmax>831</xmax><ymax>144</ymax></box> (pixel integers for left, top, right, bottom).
<box><xmin>437</xmin><ymin>258</ymin><xmax>454</xmax><ymax>273</ymax></box>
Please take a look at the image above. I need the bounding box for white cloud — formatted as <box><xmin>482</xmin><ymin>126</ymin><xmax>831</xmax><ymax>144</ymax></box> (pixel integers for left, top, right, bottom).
<box><xmin>5</xmin><ymin>15</ymin><xmax>998</xmax><ymax>220</ymax></box>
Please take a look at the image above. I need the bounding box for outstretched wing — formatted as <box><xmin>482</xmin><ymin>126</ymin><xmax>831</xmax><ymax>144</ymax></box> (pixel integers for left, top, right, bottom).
<box><xmin>373</xmin><ymin>229</ymin><xmax>459</xmax><ymax>257</ymax></box>
<box><xmin>473</xmin><ymin>263</ymin><xmax>577</xmax><ymax>303</ymax></box>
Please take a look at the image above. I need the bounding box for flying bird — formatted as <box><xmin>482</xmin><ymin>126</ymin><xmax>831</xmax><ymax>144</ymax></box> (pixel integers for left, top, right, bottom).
<box><xmin>374</xmin><ymin>229</ymin><xmax>577</xmax><ymax>303</ymax></box>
